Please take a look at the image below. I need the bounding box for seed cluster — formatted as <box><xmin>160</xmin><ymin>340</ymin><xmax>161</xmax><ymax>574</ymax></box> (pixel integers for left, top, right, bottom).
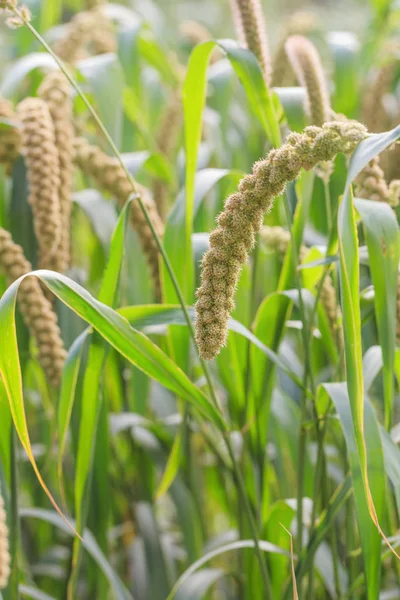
<box><xmin>73</xmin><ymin>137</ymin><xmax>164</xmax><ymax>298</ymax></box>
<box><xmin>53</xmin><ymin>8</ymin><xmax>116</xmax><ymax>63</ymax></box>
<box><xmin>38</xmin><ymin>71</ymin><xmax>74</xmax><ymax>272</ymax></box>
<box><xmin>0</xmin><ymin>227</ymin><xmax>66</xmax><ymax>386</ymax></box>
<box><xmin>0</xmin><ymin>486</ymin><xmax>9</xmax><ymax>590</ymax></box>
<box><xmin>195</xmin><ymin>120</ymin><xmax>368</xmax><ymax>360</ymax></box>
<box><xmin>17</xmin><ymin>98</ymin><xmax>61</xmax><ymax>267</ymax></box>
<box><xmin>285</xmin><ymin>35</ymin><xmax>330</xmax><ymax>126</ymax></box>
<box><xmin>355</xmin><ymin>156</ymin><xmax>400</xmax><ymax>207</ymax></box>
<box><xmin>0</xmin><ymin>97</ymin><xmax>21</xmax><ymax>171</ymax></box>
<box><xmin>230</xmin><ymin>0</ymin><xmax>271</xmax><ymax>84</ymax></box>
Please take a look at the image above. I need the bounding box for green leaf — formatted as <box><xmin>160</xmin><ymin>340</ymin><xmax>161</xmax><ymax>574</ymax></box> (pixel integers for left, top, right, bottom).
<box><xmin>57</xmin><ymin>329</ymin><xmax>89</xmax><ymax>501</ymax></box>
<box><xmin>0</xmin><ymin>273</ymin><xmax>225</xmax><ymax>444</ymax></box>
<box><xmin>321</xmin><ymin>384</ymin><xmax>385</xmax><ymax>600</ymax></box>
<box><xmin>182</xmin><ymin>41</ymin><xmax>216</xmax><ymax>302</ymax></box>
<box><xmin>217</xmin><ymin>39</ymin><xmax>281</xmax><ymax>147</ymax></box>
<box><xmin>355</xmin><ymin>198</ymin><xmax>400</xmax><ymax>428</ymax></box>
<box><xmin>337</xmin><ymin>126</ymin><xmax>400</xmax><ymax>555</ymax></box>
<box><xmin>155</xmin><ymin>424</ymin><xmax>184</xmax><ymax>500</ymax></box>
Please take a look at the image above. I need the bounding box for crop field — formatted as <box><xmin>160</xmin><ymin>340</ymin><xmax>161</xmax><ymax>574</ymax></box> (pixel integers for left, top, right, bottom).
<box><xmin>0</xmin><ymin>0</ymin><xmax>399</xmax><ymax>598</ymax></box>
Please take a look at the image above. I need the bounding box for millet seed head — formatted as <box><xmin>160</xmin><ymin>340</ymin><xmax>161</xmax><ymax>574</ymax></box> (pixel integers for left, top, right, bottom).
<box><xmin>195</xmin><ymin>120</ymin><xmax>368</xmax><ymax>360</ymax></box>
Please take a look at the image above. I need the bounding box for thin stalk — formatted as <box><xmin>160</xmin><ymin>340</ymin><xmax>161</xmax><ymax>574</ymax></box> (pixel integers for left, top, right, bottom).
<box><xmin>324</xmin><ymin>179</ymin><xmax>332</xmax><ymax>234</ymax></box>
<box><xmin>17</xmin><ymin>10</ymin><xmax>273</xmax><ymax>595</ymax></box>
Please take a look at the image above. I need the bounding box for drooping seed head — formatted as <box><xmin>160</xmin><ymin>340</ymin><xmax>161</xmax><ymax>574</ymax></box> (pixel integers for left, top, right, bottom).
<box><xmin>38</xmin><ymin>70</ymin><xmax>74</xmax><ymax>272</ymax></box>
<box><xmin>195</xmin><ymin>121</ymin><xmax>368</xmax><ymax>360</ymax></box>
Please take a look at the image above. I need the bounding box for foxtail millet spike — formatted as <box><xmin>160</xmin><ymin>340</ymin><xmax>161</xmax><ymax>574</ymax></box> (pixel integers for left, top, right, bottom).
<box><xmin>53</xmin><ymin>8</ymin><xmax>116</xmax><ymax>64</ymax></box>
<box><xmin>0</xmin><ymin>485</ymin><xmax>10</xmax><ymax>590</ymax></box>
<box><xmin>0</xmin><ymin>227</ymin><xmax>66</xmax><ymax>386</ymax></box>
<box><xmin>38</xmin><ymin>70</ymin><xmax>74</xmax><ymax>272</ymax></box>
<box><xmin>195</xmin><ymin>120</ymin><xmax>368</xmax><ymax>360</ymax></box>
<box><xmin>230</xmin><ymin>0</ymin><xmax>271</xmax><ymax>84</ymax></box>
<box><xmin>361</xmin><ymin>46</ymin><xmax>399</xmax><ymax>134</ymax></box>
<box><xmin>285</xmin><ymin>35</ymin><xmax>330</xmax><ymax>127</ymax></box>
<box><xmin>17</xmin><ymin>97</ymin><xmax>61</xmax><ymax>266</ymax></box>
<box><xmin>72</xmin><ymin>137</ymin><xmax>164</xmax><ymax>298</ymax></box>
<box><xmin>0</xmin><ymin>97</ymin><xmax>21</xmax><ymax>171</ymax></box>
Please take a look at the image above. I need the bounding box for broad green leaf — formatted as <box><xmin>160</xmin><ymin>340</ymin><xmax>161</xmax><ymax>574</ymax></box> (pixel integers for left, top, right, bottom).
<box><xmin>57</xmin><ymin>329</ymin><xmax>89</xmax><ymax>502</ymax></box>
<box><xmin>217</xmin><ymin>39</ymin><xmax>281</xmax><ymax>147</ymax></box>
<box><xmin>355</xmin><ymin>198</ymin><xmax>400</xmax><ymax>428</ymax></box>
<box><xmin>0</xmin><ymin>272</ymin><xmax>225</xmax><ymax>436</ymax></box>
<box><xmin>182</xmin><ymin>41</ymin><xmax>216</xmax><ymax>302</ymax></box>
<box><xmin>338</xmin><ymin>126</ymin><xmax>400</xmax><ymax>555</ymax></box>
<box><xmin>321</xmin><ymin>384</ymin><xmax>385</xmax><ymax>600</ymax></box>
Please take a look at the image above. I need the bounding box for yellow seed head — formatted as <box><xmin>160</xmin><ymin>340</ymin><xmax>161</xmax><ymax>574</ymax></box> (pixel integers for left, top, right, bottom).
<box><xmin>230</xmin><ymin>0</ymin><xmax>271</xmax><ymax>84</ymax></box>
<box><xmin>0</xmin><ymin>227</ymin><xmax>66</xmax><ymax>386</ymax></box>
<box><xmin>73</xmin><ymin>138</ymin><xmax>164</xmax><ymax>298</ymax></box>
<box><xmin>195</xmin><ymin>120</ymin><xmax>368</xmax><ymax>360</ymax></box>
<box><xmin>285</xmin><ymin>35</ymin><xmax>330</xmax><ymax>126</ymax></box>
<box><xmin>17</xmin><ymin>97</ymin><xmax>62</xmax><ymax>266</ymax></box>
<box><xmin>38</xmin><ymin>71</ymin><xmax>74</xmax><ymax>272</ymax></box>
<box><xmin>0</xmin><ymin>97</ymin><xmax>21</xmax><ymax>169</ymax></box>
